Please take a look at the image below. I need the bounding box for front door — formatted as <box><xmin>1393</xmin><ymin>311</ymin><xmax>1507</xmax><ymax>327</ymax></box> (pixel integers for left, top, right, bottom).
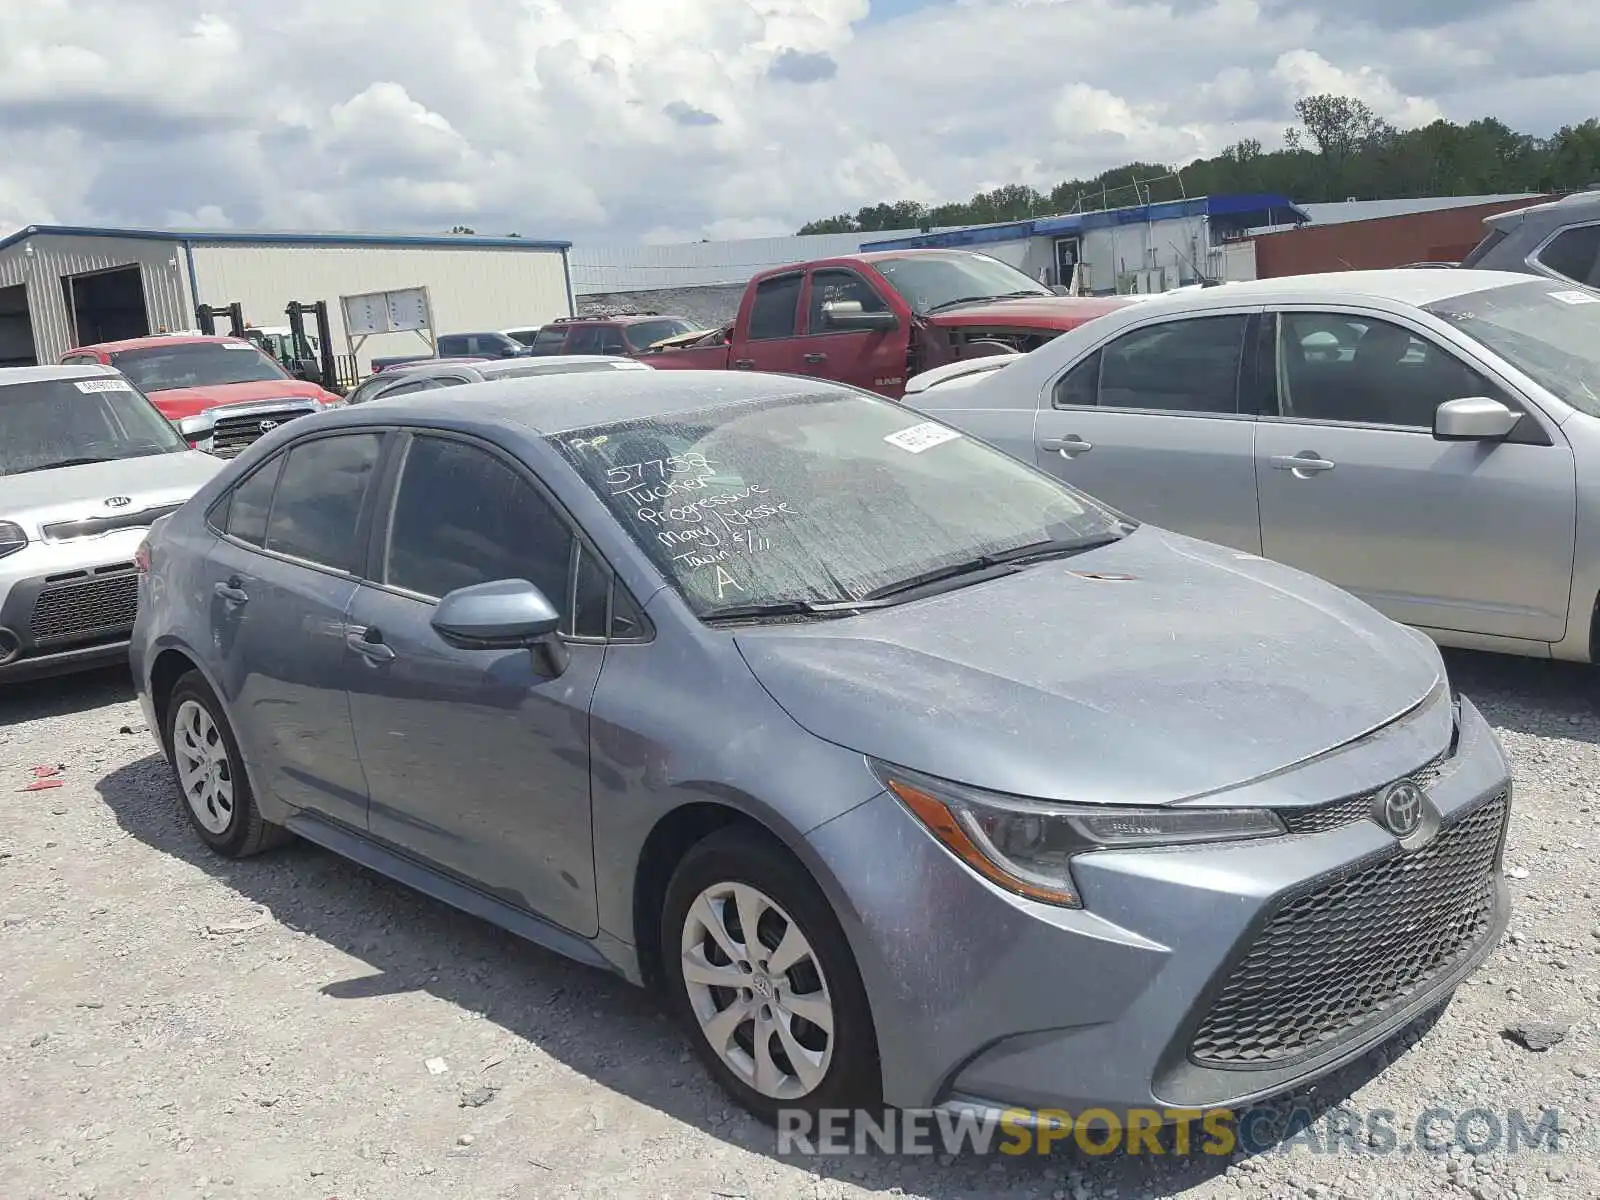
<box><xmin>203</xmin><ymin>432</ymin><xmax>386</xmax><ymax>828</ymax></box>
<box><xmin>345</xmin><ymin>432</ymin><xmax>604</xmax><ymax>936</ymax></box>
<box><xmin>1255</xmin><ymin>309</ymin><xmax>1576</xmax><ymax>642</ymax></box>
<box><xmin>802</xmin><ymin>267</ymin><xmax>906</xmax><ymax>395</ymax></box>
<box><xmin>1031</xmin><ymin>310</ymin><xmax>1264</xmax><ymax>553</ymax></box>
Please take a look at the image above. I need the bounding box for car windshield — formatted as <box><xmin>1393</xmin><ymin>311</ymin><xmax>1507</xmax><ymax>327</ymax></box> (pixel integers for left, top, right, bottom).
<box><xmin>874</xmin><ymin>253</ymin><xmax>1052</xmax><ymax>314</ymax></box>
<box><xmin>0</xmin><ymin>376</ymin><xmax>187</xmax><ymax>476</ymax></box>
<box><xmin>553</xmin><ymin>390</ymin><xmax>1127</xmax><ymax>617</ymax></box>
<box><xmin>1426</xmin><ymin>280</ymin><xmax>1600</xmax><ymax>416</ymax></box>
<box><xmin>623</xmin><ymin>319</ymin><xmax>697</xmax><ymax>351</ymax></box>
<box><xmin>109</xmin><ymin>341</ymin><xmax>290</xmax><ymax>392</ymax></box>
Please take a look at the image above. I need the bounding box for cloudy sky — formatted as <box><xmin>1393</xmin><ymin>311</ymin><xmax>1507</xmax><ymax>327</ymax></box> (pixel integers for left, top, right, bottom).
<box><xmin>0</xmin><ymin>0</ymin><xmax>1590</xmax><ymax>245</ymax></box>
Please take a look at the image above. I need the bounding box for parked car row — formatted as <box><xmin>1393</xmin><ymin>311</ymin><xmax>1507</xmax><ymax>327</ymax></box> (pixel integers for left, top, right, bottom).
<box><xmin>126</xmin><ymin>364</ymin><xmax>1512</xmax><ymax>1130</ymax></box>
<box><xmin>4</xmin><ymin>258</ymin><xmax>1585</xmax><ymax>1134</ymax></box>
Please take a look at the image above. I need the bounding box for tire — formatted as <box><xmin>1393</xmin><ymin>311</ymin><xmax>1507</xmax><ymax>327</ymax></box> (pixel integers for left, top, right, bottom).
<box><xmin>662</xmin><ymin>825</ymin><xmax>880</xmax><ymax>1124</ymax></box>
<box><xmin>163</xmin><ymin>671</ymin><xmax>288</xmax><ymax>858</ymax></box>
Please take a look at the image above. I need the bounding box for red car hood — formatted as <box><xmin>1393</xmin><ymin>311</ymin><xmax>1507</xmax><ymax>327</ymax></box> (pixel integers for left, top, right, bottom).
<box><xmin>147</xmin><ymin>379</ymin><xmax>336</xmax><ymax>419</ymax></box>
<box><xmin>924</xmin><ymin>295</ymin><xmax>1134</xmax><ymax>331</ymax></box>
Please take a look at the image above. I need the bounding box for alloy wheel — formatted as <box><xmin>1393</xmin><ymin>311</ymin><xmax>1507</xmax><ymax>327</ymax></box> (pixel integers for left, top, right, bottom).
<box><xmin>679</xmin><ymin>881</ymin><xmax>835</xmax><ymax>1100</ymax></box>
<box><xmin>172</xmin><ymin>699</ymin><xmax>236</xmax><ymax>835</ymax></box>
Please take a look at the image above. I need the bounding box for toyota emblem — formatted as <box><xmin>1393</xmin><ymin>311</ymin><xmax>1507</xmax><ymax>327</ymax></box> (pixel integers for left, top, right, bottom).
<box><xmin>258</xmin><ymin>419</ymin><xmax>279</xmax><ymax>433</ymax></box>
<box><xmin>1375</xmin><ymin>779</ymin><xmax>1426</xmax><ymax>837</ymax></box>
<box><xmin>103</xmin><ymin>496</ymin><xmax>131</xmax><ymax>508</ymax></box>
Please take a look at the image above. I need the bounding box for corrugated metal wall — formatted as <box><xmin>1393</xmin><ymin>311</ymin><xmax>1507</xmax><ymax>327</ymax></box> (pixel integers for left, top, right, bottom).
<box><xmin>568</xmin><ymin>229</ymin><xmax>923</xmax><ymax>293</ymax></box>
<box><xmin>188</xmin><ymin>243</ymin><xmax>570</xmax><ymax>371</ymax></box>
<box><xmin>0</xmin><ymin>235</ymin><xmax>191</xmax><ymax>364</ymax></box>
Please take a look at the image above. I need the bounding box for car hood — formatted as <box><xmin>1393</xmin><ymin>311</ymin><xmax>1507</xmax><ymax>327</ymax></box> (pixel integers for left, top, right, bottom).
<box><xmin>146</xmin><ymin>379</ymin><xmax>334</xmax><ymax>419</ymax></box>
<box><xmin>734</xmin><ymin>527</ymin><xmax>1443</xmax><ymax>805</ymax></box>
<box><xmin>0</xmin><ymin>452</ymin><xmax>224</xmax><ymax>536</ymax></box>
<box><xmin>923</xmin><ymin>295</ymin><xmax>1134</xmax><ymax>331</ymax></box>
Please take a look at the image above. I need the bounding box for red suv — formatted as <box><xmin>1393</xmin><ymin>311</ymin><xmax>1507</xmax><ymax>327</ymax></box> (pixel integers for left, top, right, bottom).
<box><xmin>62</xmin><ymin>335</ymin><xmax>340</xmax><ymax>458</ymax></box>
<box><xmin>527</xmin><ymin>314</ymin><xmax>700</xmax><ymax>359</ymax></box>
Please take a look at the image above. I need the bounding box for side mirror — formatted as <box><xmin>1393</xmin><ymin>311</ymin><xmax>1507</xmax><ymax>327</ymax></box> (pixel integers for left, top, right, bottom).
<box><xmin>431</xmin><ymin>579</ymin><xmax>565</xmax><ymax>670</ymax></box>
<box><xmin>1433</xmin><ymin>396</ymin><xmax>1521</xmax><ymax>442</ymax></box>
<box><xmin>821</xmin><ymin>300</ymin><xmax>898</xmax><ymax>332</ymax></box>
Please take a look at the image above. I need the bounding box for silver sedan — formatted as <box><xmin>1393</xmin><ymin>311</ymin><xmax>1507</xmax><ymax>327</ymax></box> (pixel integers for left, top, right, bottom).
<box><xmin>909</xmin><ymin>269</ymin><xmax>1600</xmax><ymax>662</ymax></box>
<box><xmin>342</xmin><ymin>354</ymin><xmax>650</xmax><ymax>405</ymax></box>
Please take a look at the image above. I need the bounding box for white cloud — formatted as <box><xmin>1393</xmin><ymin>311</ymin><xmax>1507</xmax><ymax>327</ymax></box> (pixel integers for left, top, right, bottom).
<box><xmin>0</xmin><ymin>0</ymin><xmax>1588</xmax><ymax>242</ymax></box>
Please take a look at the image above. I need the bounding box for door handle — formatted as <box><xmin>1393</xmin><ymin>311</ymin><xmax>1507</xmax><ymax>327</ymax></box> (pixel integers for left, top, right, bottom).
<box><xmin>213</xmin><ymin>579</ymin><xmax>249</xmax><ymax>605</ymax></box>
<box><xmin>1270</xmin><ymin>453</ymin><xmax>1336</xmax><ymax>474</ymax></box>
<box><xmin>732</xmin><ymin>359</ymin><xmax>756</xmax><ymax>370</ymax></box>
<box><xmin>1040</xmin><ymin>436</ymin><xmax>1093</xmax><ymax>457</ymax></box>
<box><xmin>802</xmin><ymin>352</ymin><xmax>827</xmax><ymax>365</ymax></box>
<box><xmin>345</xmin><ymin>627</ymin><xmax>396</xmax><ymax>663</ymax></box>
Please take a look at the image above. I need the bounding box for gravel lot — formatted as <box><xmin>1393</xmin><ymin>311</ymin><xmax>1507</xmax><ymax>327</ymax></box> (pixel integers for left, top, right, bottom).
<box><xmin>2</xmin><ymin>651</ymin><xmax>1597</xmax><ymax>1200</ymax></box>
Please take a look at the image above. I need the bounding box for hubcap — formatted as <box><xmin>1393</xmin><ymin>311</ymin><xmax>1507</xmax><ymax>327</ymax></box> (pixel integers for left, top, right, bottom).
<box><xmin>172</xmin><ymin>699</ymin><xmax>235</xmax><ymax>835</ymax></box>
<box><xmin>680</xmin><ymin>882</ymin><xmax>835</xmax><ymax>1100</ymax></box>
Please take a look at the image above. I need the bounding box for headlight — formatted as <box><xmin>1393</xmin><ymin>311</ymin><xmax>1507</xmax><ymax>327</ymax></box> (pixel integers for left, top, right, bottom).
<box><xmin>177</xmin><ymin>414</ymin><xmax>213</xmax><ymax>438</ymax></box>
<box><xmin>871</xmin><ymin>762</ymin><xmax>1285</xmax><ymax>908</ymax></box>
<box><xmin>0</xmin><ymin>521</ymin><xmax>26</xmax><ymax>560</ymax></box>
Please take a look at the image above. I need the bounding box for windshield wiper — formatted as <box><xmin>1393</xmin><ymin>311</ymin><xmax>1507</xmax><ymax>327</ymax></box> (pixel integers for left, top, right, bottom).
<box><xmin>4</xmin><ymin>455</ymin><xmax>118</xmax><ymax>476</ymax></box>
<box><xmin>700</xmin><ymin>598</ymin><xmax>872</xmax><ymax>624</ymax></box>
<box><xmin>858</xmin><ymin>533</ymin><xmax>1126</xmax><ymax>603</ymax></box>
<box><xmin>924</xmin><ymin>295</ymin><xmax>998</xmax><ymax>314</ymax></box>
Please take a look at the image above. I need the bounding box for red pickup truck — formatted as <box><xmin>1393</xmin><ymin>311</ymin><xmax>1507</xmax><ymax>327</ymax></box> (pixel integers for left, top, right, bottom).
<box><xmin>62</xmin><ymin>335</ymin><xmax>340</xmax><ymax>458</ymax></box>
<box><xmin>645</xmin><ymin>249</ymin><xmax>1132</xmax><ymax>397</ymax></box>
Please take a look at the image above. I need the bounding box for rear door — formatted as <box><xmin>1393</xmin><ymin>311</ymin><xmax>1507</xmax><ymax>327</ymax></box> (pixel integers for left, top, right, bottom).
<box><xmin>1255</xmin><ymin>308</ymin><xmax>1576</xmax><ymax>642</ymax></box>
<box><xmin>1031</xmin><ymin>310</ymin><xmax>1265</xmax><ymax>552</ymax></box>
<box><xmin>202</xmin><ymin>431</ymin><xmax>387</xmax><ymax>829</ymax></box>
<box><xmin>801</xmin><ymin>267</ymin><xmax>907</xmax><ymax>394</ymax></box>
<box><xmin>735</xmin><ymin>272</ymin><xmax>811</xmax><ymax>376</ymax></box>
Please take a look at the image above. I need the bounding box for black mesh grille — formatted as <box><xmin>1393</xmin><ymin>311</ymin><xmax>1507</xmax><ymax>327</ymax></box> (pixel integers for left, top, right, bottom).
<box><xmin>1278</xmin><ymin>755</ymin><xmax>1448</xmax><ymax>835</ymax></box>
<box><xmin>29</xmin><ymin>568</ymin><xmax>140</xmax><ymax>645</ymax></box>
<box><xmin>211</xmin><ymin>407</ymin><xmax>312</xmax><ymax>457</ymax></box>
<box><xmin>1189</xmin><ymin>790</ymin><xmax>1506</xmax><ymax>1067</ymax></box>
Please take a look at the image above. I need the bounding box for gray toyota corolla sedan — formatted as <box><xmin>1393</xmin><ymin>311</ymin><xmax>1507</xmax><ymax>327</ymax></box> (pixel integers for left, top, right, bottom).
<box><xmin>130</xmin><ymin>369</ymin><xmax>1511</xmax><ymax>1125</ymax></box>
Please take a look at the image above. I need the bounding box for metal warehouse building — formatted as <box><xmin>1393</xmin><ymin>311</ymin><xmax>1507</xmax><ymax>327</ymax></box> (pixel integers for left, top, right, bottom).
<box><xmin>0</xmin><ymin>225</ymin><xmax>574</xmax><ymax>371</ymax></box>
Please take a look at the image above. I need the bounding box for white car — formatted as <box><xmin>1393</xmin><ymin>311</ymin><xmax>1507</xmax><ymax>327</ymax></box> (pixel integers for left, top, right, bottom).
<box><xmin>1</xmin><ymin>365</ymin><xmax>222</xmax><ymax>681</ymax></box>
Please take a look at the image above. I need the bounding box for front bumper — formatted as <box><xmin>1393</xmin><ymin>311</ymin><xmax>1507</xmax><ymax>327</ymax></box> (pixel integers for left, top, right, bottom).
<box><xmin>0</xmin><ymin>532</ymin><xmax>148</xmax><ymax>683</ymax></box>
<box><xmin>805</xmin><ymin>694</ymin><xmax>1510</xmax><ymax>1114</ymax></box>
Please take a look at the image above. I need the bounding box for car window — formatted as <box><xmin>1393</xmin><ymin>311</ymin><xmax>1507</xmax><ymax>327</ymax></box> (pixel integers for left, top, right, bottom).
<box><xmin>565</xmin><ymin>326</ymin><xmax>604</xmax><ymax>355</ymax></box>
<box><xmin>807</xmin><ymin>270</ymin><xmax>890</xmax><ymax>334</ymax></box>
<box><xmin>622</xmin><ymin>319</ymin><xmax>695</xmax><ymax>352</ymax></box>
<box><xmin>554</xmin><ymin>391</ymin><xmax>1126</xmax><ymax>616</ymax></box>
<box><xmin>1051</xmin><ymin>350</ymin><xmax>1102</xmax><ymax>409</ymax></box>
<box><xmin>224</xmin><ymin>455</ymin><xmax>286</xmax><ymax>547</ymax></box>
<box><xmin>262</xmin><ymin>434</ymin><xmax>383</xmax><ymax>571</ymax></box>
<box><xmin>384</xmin><ymin>436</ymin><xmax>576</xmax><ymax>622</ymax></box>
<box><xmin>532</xmin><ymin>327</ymin><xmax>570</xmax><ymax>354</ymax></box>
<box><xmin>1534</xmin><ymin>225</ymin><xmax>1600</xmax><ymax>288</ymax></box>
<box><xmin>437</xmin><ymin>336</ymin><xmax>467</xmax><ymax>356</ymax></box>
<box><xmin>1094</xmin><ymin>315</ymin><xmax>1247</xmax><ymax>413</ymax></box>
<box><xmin>747</xmin><ymin>274</ymin><xmax>803</xmax><ymax>340</ymax></box>
<box><xmin>379</xmin><ymin>377</ymin><xmax>441</xmax><ymax>397</ymax></box>
<box><xmin>596</xmin><ymin>327</ymin><xmax>627</xmax><ymax>355</ymax></box>
<box><xmin>1274</xmin><ymin>312</ymin><xmax>1511</xmax><ymax>428</ymax></box>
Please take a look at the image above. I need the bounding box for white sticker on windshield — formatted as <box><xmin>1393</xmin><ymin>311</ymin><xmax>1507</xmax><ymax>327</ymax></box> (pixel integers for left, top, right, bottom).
<box><xmin>884</xmin><ymin>421</ymin><xmax>962</xmax><ymax>454</ymax></box>
<box><xmin>74</xmin><ymin>378</ymin><xmax>133</xmax><ymax>393</ymax></box>
<box><xmin>1548</xmin><ymin>289</ymin><xmax>1600</xmax><ymax>305</ymax></box>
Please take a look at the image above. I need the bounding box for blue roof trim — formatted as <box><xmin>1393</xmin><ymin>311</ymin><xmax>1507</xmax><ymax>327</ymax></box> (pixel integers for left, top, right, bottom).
<box><xmin>860</xmin><ymin>193</ymin><xmax>1308</xmax><ymax>251</ymax></box>
<box><xmin>0</xmin><ymin>223</ymin><xmax>572</xmax><ymax>254</ymax></box>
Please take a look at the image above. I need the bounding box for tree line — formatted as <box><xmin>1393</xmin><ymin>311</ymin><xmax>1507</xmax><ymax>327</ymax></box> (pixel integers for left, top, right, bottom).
<box><xmin>796</xmin><ymin>95</ymin><xmax>1600</xmax><ymax>235</ymax></box>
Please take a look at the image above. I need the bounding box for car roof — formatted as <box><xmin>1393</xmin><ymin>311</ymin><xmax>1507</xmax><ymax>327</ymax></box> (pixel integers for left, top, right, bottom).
<box><xmin>72</xmin><ymin>334</ymin><xmax>253</xmax><ymax>353</ymax></box>
<box><xmin>472</xmin><ymin>355</ymin><xmax>646</xmax><ymax>377</ymax></box>
<box><xmin>1134</xmin><ymin>268</ymin><xmax>1546</xmax><ymax>310</ymax></box>
<box><xmin>354</xmin><ymin>368</ymin><xmax>847</xmax><ymax>435</ymax></box>
<box><xmin>0</xmin><ymin>363</ymin><xmax>123</xmax><ymax>388</ymax></box>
